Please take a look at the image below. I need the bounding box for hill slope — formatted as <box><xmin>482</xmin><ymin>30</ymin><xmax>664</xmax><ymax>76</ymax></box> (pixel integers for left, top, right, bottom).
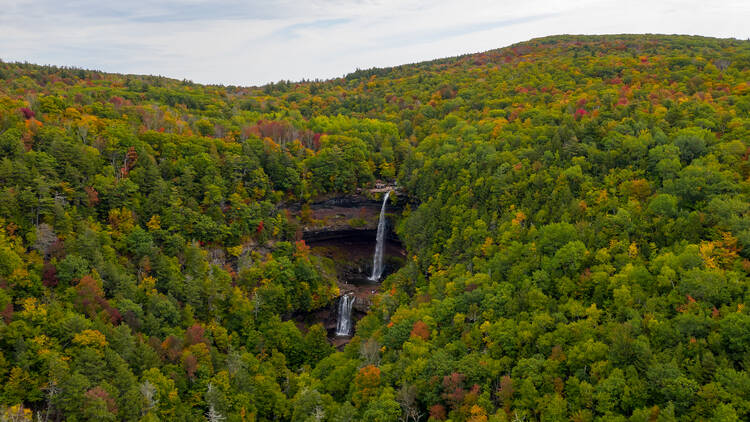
<box><xmin>0</xmin><ymin>34</ymin><xmax>750</xmax><ymax>421</ymax></box>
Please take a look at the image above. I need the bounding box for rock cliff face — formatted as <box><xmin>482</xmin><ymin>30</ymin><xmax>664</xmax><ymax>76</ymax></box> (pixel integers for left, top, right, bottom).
<box><xmin>300</xmin><ymin>197</ymin><xmax>378</xmax><ymax>238</ymax></box>
<box><xmin>294</xmin><ymin>191</ymin><xmax>402</xmax><ymax>243</ymax></box>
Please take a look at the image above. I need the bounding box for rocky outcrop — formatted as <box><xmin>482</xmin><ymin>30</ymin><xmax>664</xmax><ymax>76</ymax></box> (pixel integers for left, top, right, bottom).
<box><xmin>291</xmin><ymin>191</ymin><xmax>403</xmax><ymax>243</ymax></box>
<box><xmin>302</xmin><ymin>227</ymin><xmax>376</xmax><ymax>243</ymax></box>
<box><xmin>339</xmin><ymin>281</ymin><xmax>379</xmax><ymax>313</ymax></box>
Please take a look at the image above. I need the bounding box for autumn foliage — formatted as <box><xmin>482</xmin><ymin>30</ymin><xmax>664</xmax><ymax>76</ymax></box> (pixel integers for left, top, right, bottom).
<box><xmin>0</xmin><ymin>34</ymin><xmax>748</xmax><ymax>421</ymax></box>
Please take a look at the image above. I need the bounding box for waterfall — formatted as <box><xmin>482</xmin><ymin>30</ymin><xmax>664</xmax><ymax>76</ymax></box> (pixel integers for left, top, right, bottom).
<box><xmin>368</xmin><ymin>191</ymin><xmax>390</xmax><ymax>281</ymax></box>
<box><xmin>335</xmin><ymin>294</ymin><xmax>355</xmax><ymax>336</ymax></box>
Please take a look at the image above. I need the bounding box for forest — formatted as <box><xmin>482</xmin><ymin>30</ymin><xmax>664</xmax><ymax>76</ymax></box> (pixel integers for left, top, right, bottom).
<box><xmin>0</xmin><ymin>34</ymin><xmax>749</xmax><ymax>421</ymax></box>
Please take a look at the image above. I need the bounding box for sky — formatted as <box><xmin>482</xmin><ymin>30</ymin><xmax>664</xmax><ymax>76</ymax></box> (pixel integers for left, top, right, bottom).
<box><xmin>1</xmin><ymin>0</ymin><xmax>749</xmax><ymax>86</ymax></box>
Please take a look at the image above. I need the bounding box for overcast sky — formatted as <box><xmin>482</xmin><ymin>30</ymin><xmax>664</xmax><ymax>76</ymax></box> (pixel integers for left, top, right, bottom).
<box><xmin>1</xmin><ymin>0</ymin><xmax>748</xmax><ymax>86</ymax></box>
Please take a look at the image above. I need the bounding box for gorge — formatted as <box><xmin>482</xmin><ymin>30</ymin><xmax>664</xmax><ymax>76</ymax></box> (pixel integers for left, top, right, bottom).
<box><xmin>289</xmin><ymin>189</ymin><xmax>404</xmax><ymax>345</ymax></box>
<box><xmin>334</xmin><ymin>190</ymin><xmax>391</xmax><ymax>338</ymax></box>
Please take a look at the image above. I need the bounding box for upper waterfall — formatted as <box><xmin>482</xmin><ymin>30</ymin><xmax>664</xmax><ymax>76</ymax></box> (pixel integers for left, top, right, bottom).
<box><xmin>368</xmin><ymin>191</ymin><xmax>390</xmax><ymax>281</ymax></box>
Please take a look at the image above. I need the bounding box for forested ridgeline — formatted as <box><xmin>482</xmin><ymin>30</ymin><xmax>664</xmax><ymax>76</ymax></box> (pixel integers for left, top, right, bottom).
<box><xmin>1</xmin><ymin>34</ymin><xmax>750</xmax><ymax>421</ymax></box>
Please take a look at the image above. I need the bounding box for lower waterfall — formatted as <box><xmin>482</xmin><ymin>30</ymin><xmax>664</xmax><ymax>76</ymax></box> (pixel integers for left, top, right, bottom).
<box><xmin>335</xmin><ymin>294</ymin><xmax>355</xmax><ymax>336</ymax></box>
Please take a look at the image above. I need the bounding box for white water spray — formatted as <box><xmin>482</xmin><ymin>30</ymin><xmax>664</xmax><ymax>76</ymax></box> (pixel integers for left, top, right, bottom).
<box><xmin>368</xmin><ymin>191</ymin><xmax>390</xmax><ymax>281</ymax></box>
<box><xmin>335</xmin><ymin>294</ymin><xmax>355</xmax><ymax>336</ymax></box>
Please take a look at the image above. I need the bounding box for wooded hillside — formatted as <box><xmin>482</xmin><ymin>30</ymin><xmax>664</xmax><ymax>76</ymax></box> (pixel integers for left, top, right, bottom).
<box><xmin>1</xmin><ymin>34</ymin><xmax>749</xmax><ymax>421</ymax></box>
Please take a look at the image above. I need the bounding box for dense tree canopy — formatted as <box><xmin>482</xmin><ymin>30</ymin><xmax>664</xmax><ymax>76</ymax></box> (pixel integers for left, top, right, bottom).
<box><xmin>1</xmin><ymin>34</ymin><xmax>750</xmax><ymax>421</ymax></box>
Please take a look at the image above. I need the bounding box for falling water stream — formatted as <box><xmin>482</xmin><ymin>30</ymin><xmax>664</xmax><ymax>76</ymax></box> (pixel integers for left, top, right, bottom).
<box><xmin>335</xmin><ymin>294</ymin><xmax>355</xmax><ymax>336</ymax></box>
<box><xmin>368</xmin><ymin>191</ymin><xmax>390</xmax><ymax>281</ymax></box>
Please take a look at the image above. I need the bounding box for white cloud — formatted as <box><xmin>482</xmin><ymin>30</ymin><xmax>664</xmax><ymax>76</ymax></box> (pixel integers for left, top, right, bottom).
<box><xmin>0</xmin><ymin>0</ymin><xmax>748</xmax><ymax>85</ymax></box>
